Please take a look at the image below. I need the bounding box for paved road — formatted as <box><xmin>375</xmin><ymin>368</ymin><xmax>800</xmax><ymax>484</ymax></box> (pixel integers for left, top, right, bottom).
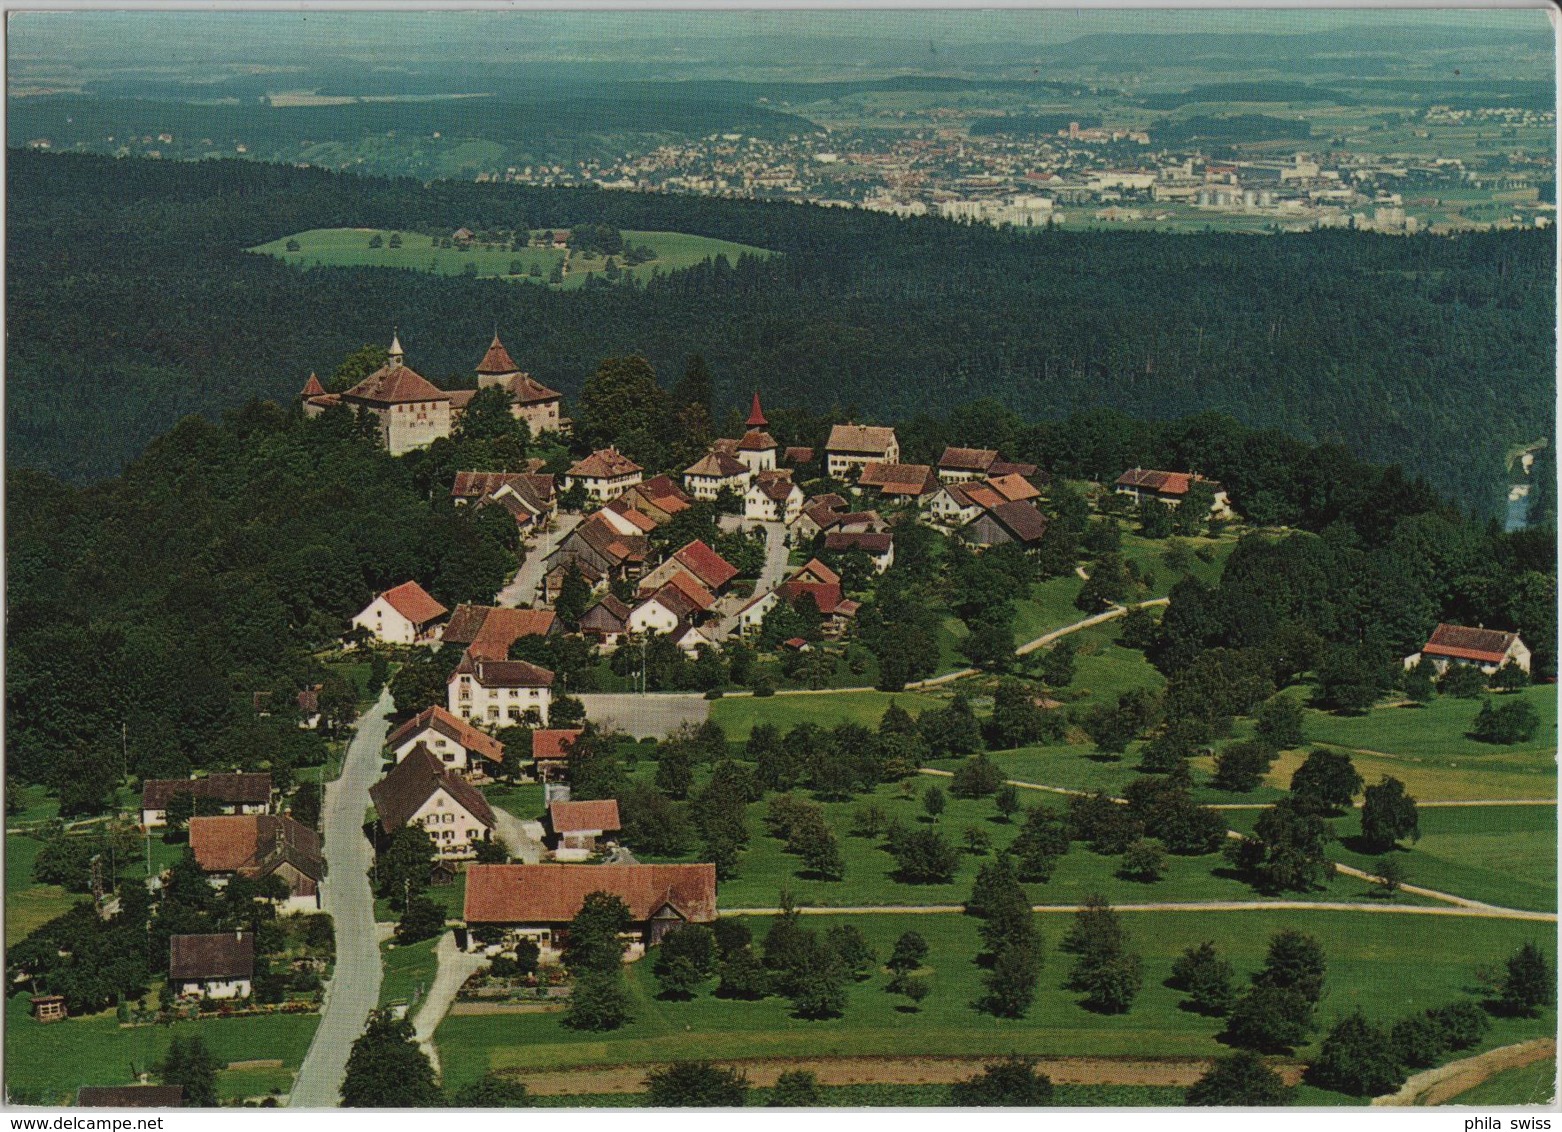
<box><xmin>576</xmin><ymin>692</ymin><xmax>710</xmax><ymax>739</ymax></box>
<box><xmin>490</xmin><ymin>809</ymin><xmax>545</xmax><ymax>863</ymax></box>
<box><xmin>289</xmin><ymin>689</ymin><xmax>393</xmax><ymax>1108</ymax></box>
<box><xmin>497</xmin><ymin>514</ymin><xmax>580</xmax><ymax>608</ymax></box>
<box><xmin>410</xmin><ymin>931</ymin><xmax>486</xmax><ymax>1080</ymax></box>
<box><xmin>712</xmin><ymin>520</ymin><xmax>787</xmax><ymax>638</ymax></box>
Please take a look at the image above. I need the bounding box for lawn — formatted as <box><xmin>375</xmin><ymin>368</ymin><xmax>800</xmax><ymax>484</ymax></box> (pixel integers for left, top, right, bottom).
<box><xmin>1447</xmin><ymin>1058</ymin><xmax>1558</xmax><ymax>1106</ymax></box>
<box><xmin>375</xmin><ymin>873</ymin><xmax>467</xmax><ymax>924</ymax></box>
<box><xmin>1303</xmin><ymin>685</ymin><xmax>1558</xmax><ymax>762</ymax></box>
<box><xmin>485</xmin><ymin>782</ymin><xmax>546</xmax><ymax>823</ymax></box>
<box><xmin>710</xmin><ymin>690</ymin><xmax>949</xmax><ymax>739</ymax></box>
<box><xmin>1025</xmin><ymin>623</ymin><xmax>1167</xmax><ymax>706</ymax></box>
<box><xmin>2</xmin><ymin>993</ymin><xmax>320</xmax><ymax>1105</ymax></box>
<box><xmin>5</xmin><ymin>835</ymin><xmax>73</xmax><ymax>937</ymax></box>
<box><xmin>380</xmin><ymin>935</ymin><xmax>441</xmax><ymax>1009</ymax></box>
<box><xmin>1222</xmin><ymin>803</ymin><xmax>1557</xmax><ymax>914</ymax></box>
<box><xmin>434</xmin><ymin>909</ymin><xmax>1554</xmax><ymax>1096</ymax></box>
<box><xmin>1011</xmin><ymin>576</ymin><xmax>1085</xmax><ymax>644</ymax></box>
<box><xmin>248</xmin><ymin>228</ymin><xmax>772</xmax><ymax>291</ymax></box>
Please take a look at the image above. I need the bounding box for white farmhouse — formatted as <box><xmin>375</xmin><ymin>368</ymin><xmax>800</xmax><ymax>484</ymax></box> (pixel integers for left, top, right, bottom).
<box><xmin>352</xmin><ymin>581</ymin><xmax>448</xmax><ymax>645</ymax></box>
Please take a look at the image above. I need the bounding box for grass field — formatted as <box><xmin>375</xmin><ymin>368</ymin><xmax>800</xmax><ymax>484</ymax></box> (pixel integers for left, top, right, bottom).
<box><xmin>710</xmin><ymin>691</ymin><xmax>950</xmax><ymax>739</ymax></box>
<box><xmin>1222</xmin><ymin>804</ymin><xmax>1557</xmax><ymax>914</ymax></box>
<box><xmin>434</xmin><ymin>909</ymin><xmax>1554</xmax><ymax>1094</ymax></box>
<box><xmin>1303</xmin><ymin>686</ymin><xmax>1558</xmax><ymax>762</ymax></box>
<box><xmin>2</xmin><ymin>993</ymin><xmax>319</xmax><ymax>1105</ymax></box>
<box><xmin>1447</xmin><ymin>1058</ymin><xmax>1558</xmax><ymax>1106</ymax></box>
<box><xmin>485</xmin><ymin>782</ymin><xmax>546</xmax><ymax>823</ymax></box>
<box><xmin>249</xmin><ymin>228</ymin><xmax>772</xmax><ymax>290</ymax></box>
<box><xmin>380</xmin><ymin>936</ymin><xmax>441</xmax><ymax>1009</ymax></box>
<box><xmin>4</xmin><ymin>835</ymin><xmax>75</xmax><ymax>938</ymax></box>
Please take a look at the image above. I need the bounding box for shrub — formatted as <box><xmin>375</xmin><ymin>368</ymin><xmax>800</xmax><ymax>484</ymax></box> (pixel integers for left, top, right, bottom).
<box><xmin>1306</xmin><ymin>1011</ymin><xmax>1406</xmax><ymax>1097</ymax></box>
<box><xmin>1185</xmin><ymin>1052</ymin><xmax>1292</xmax><ymax>1106</ymax></box>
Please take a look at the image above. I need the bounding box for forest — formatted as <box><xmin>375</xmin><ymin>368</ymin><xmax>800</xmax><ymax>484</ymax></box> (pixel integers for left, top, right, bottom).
<box><xmin>6</xmin><ymin>149</ymin><xmax>1554</xmax><ymax>515</ymax></box>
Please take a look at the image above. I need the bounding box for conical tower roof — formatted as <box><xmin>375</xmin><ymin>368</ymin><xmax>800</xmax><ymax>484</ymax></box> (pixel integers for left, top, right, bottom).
<box><xmin>477</xmin><ymin>333</ymin><xmax>520</xmax><ymax>375</ymax></box>
<box><xmin>301</xmin><ymin>372</ymin><xmax>325</xmax><ymax>397</ymax></box>
<box><xmin>746</xmin><ymin>391</ymin><xmax>768</xmax><ymax>428</ymax></box>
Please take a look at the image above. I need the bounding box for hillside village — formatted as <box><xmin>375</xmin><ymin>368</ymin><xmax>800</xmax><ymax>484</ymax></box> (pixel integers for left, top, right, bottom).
<box><xmin>7</xmin><ymin>329</ymin><xmax>1553</xmax><ymax>1109</ymax></box>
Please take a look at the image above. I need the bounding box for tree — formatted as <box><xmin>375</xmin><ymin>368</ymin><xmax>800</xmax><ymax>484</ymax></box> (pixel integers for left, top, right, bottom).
<box><xmin>922</xmin><ymin>784</ymin><xmax>947</xmax><ymax>822</ymax></box>
<box><xmin>341</xmin><ymin>1012</ymin><xmax>441</xmax><ymax>1107</ymax></box>
<box><xmin>449</xmin><ymin>1073</ymin><xmax>532</xmax><ymax>1107</ymax></box>
<box><xmin>654</xmin><ymin>743</ymin><xmax>693</xmax><ymax>799</ymax></box>
<box><xmin>949</xmin><ymin>1057</ymin><xmax>1054</xmax><ymax>1106</ymax></box>
<box><xmin>1007</xmin><ymin>805</ymin><xmax>1071</xmax><ymax>881</ymax></box>
<box><xmin>825</xmin><ymin>924</ymin><xmax>875</xmax><ymax>980</ymax></box>
<box><xmin>1360</xmin><ymin>775</ymin><xmax>1419</xmax><ymax>851</ymax></box>
<box><xmin>655</xmin><ymin>955</ymin><xmax>706</xmax><ymax>1000</ymax></box>
<box><xmin>563</xmin><ymin>891</ymin><xmax>632</xmax><ymax>973</ymax></box>
<box><xmin>1289</xmin><ymin>748</ymin><xmax>1363</xmax><ymax>814</ymax></box>
<box><xmin>388</xmin><ymin>657</ymin><xmax>446</xmax><ymax>714</ymax></box>
<box><xmin>1390</xmin><ymin>1014</ymin><xmax>1450</xmax><ymax>1070</ymax></box>
<box><xmin>1226</xmin><ymin>800</ymin><xmax>1334</xmax><ymax>893</ymax></box>
<box><xmin>1117</xmin><ymin>838</ymin><xmax>1166</xmax><ymax>882</ymax></box>
<box><xmin>887</xmin><ymin>931</ymin><xmax>929</xmax><ymax>975</ymax></box>
<box><xmin>157</xmin><ymin>1035</ymin><xmax>219</xmax><ymax>1108</ymax></box>
<box><xmin>372</xmin><ymin>826</ymin><xmax>435</xmax><ymax>912</ymax></box>
<box><xmin>1439</xmin><ymin>664</ymin><xmax>1488</xmax><ymax>698</ymax></box>
<box><xmin>1077</xmin><ymin>951</ymin><xmax>1143</xmax><ymax>1014</ymax></box>
<box><xmin>327</xmin><ymin>343</ymin><xmax>390</xmax><ymax>394</ymax></box>
<box><xmin>1185</xmin><ymin>1052</ymin><xmax>1292</xmax><ymax>1106</ymax></box>
<box><xmin>1306</xmin><ymin>1011</ymin><xmax>1405</xmax><ymax>1096</ymax></box>
<box><xmin>1036</xmin><ymin>638</ymin><xmax>1077</xmax><ymax>688</ymax></box>
<box><xmin>1427</xmin><ymin>1000</ymin><xmax>1491</xmax><ymax>1051</ymax></box>
<box><xmin>1400</xmin><ymin>659</ymin><xmax>1436</xmax><ymax>704</ymax></box>
<box><xmin>1172</xmin><ymin>941</ymin><xmax>1235</xmax><ymax>1015</ymax></box>
<box><xmin>799</xmin><ymin>824</ymin><xmax>845</xmax><ymax>881</ymax></box>
<box><xmin>1212</xmin><ymin>741</ymin><xmax>1273</xmax><ymax>793</ymax></box>
<box><xmin>1254</xmin><ymin>929</ymin><xmax>1327</xmax><ymax>1004</ymax></box>
<box><xmin>714</xmin><ymin>946</ymin><xmax>770</xmax><ymax>1000</ymax></box>
<box><xmin>575</xmin><ymin>355</ymin><xmax>672</xmax><ymax>464</ymax></box>
<box><xmin>554</xmin><ymin>563</ymin><xmax>592</xmax><ymax>626</ymax></box>
<box><xmin>1255</xmin><ymin>695</ymin><xmax>1304</xmax><ymax>750</ymax></box>
<box><xmin>645</xmin><ymin>1061</ymin><xmax>749</xmax><ymax>1107</ymax></box>
<box><xmin>395</xmin><ymin>894</ymin><xmax>445</xmax><ymax>944</ymax></box>
<box><xmin>562</xmin><ymin>969</ymin><xmax>633</xmax><ymax>1031</ymax></box>
<box><xmin>994</xmin><ymin>783</ymin><xmax>1022</xmax><ymax>823</ymax></box>
<box><xmin>768</xmin><ymin>1070</ymin><xmax>821</xmax><ymax>1106</ymax></box>
<box><xmin>1491</xmin><ymin>659</ymin><xmax>1530</xmax><ymax>692</ymax></box>
<box><xmin>1223</xmin><ymin>986</ymin><xmax>1315</xmax><ymax>1052</ymax></box>
<box><xmin>980</xmin><ymin>937</ymin><xmax>1044</xmax><ymax>1019</ymax></box>
<box><xmin>789</xmin><ymin>955</ymin><xmax>848</xmax><ymax>1019</ymax></box>
<box><xmin>1472</xmin><ymin>697</ymin><xmax>1541</xmax><ymax>745</ymax></box>
<box><xmin>1500</xmin><ymin>942</ymin><xmax>1554</xmax><ymax>1017</ymax></box>
<box><xmin>1316</xmin><ymin>642</ymin><xmax>1393</xmax><ymax>713</ymax></box>
<box><xmin>950</xmin><ymin>753</ymin><xmax>1004</xmax><ymax>798</ymax></box>
<box><xmin>892</xmin><ymin>827</ymin><xmax>959</xmax><ymax>883</ymax></box>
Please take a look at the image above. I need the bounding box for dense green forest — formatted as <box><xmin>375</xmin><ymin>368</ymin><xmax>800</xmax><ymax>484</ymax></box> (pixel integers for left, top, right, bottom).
<box><xmin>7</xmin><ymin>149</ymin><xmax>1554</xmax><ymax>513</ymax></box>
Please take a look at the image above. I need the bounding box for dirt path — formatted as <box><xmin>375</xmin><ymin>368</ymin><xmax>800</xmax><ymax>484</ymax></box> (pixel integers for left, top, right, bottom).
<box><xmin>1372</xmin><ymin>1039</ymin><xmax>1556</xmax><ymax>1107</ymax></box>
<box><xmin>719</xmin><ymin>900</ymin><xmax>1555</xmax><ymax>922</ymax></box>
<box><xmin>503</xmin><ymin>1053</ymin><xmax>1307</xmax><ymax>1097</ymax></box>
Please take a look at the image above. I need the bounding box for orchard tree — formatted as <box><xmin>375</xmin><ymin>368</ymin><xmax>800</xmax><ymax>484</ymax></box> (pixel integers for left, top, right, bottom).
<box><xmin>1226</xmin><ymin>800</ymin><xmax>1334</xmax><ymax>893</ymax></box>
<box><xmin>768</xmin><ymin>1070</ymin><xmax>821</xmax><ymax>1107</ymax></box>
<box><xmin>1360</xmin><ymin>776</ymin><xmax>1419</xmax><ymax>851</ymax></box>
<box><xmin>1306</xmin><ymin>1011</ymin><xmax>1406</xmax><ymax>1096</ymax></box>
<box><xmin>1289</xmin><ymin>749</ymin><xmax>1363</xmax><ymax>814</ymax></box>
<box><xmin>563</xmin><ymin>969</ymin><xmax>633</xmax><ymax>1031</ymax></box>
<box><xmin>1255</xmin><ymin>695</ymin><xmax>1305</xmax><ymax>750</ymax></box>
<box><xmin>645</xmin><ymin>1061</ymin><xmax>748</xmax><ymax>1107</ymax></box>
<box><xmin>1500</xmin><ymin>942</ymin><xmax>1554</xmax><ymax>1017</ymax></box>
<box><xmin>342</xmin><ymin>1012</ymin><xmax>440</xmax><ymax>1107</ymax></box>
<box><xmin>1171</xmin><ymin>941</ymin><xmax>1235</xmax><ymax>1016</ymax></box>
<box><xmin>1185</xmin><ymin>1052</ymin><xmax>1292</xmax><ymax>1106</ymax></box>
<box><xmin>1224</xmin><ymin>986</ymin><xmax>1315</xmax><ymax>1053</ymax></box>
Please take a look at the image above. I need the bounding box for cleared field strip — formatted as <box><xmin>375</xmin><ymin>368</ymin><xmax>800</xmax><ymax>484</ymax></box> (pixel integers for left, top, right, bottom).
<box><xmin>719</xmin><ymin>901</ymin><xmax>1556</xmax><ymax>923</ymax></box>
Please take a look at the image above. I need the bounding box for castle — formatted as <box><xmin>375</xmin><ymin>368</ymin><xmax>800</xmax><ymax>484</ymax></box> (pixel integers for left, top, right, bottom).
<box><xmin>301</xmin><ymin>333</ymin><xmax>564</xmax><ymax>456</ymax></box>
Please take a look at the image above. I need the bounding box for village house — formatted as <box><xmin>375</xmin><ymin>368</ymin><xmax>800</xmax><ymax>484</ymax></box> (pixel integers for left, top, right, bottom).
<box><xmin>530</xmin><ymin>728</ymin><xmax>585</xmax><ymax>783</ymax></box>
<box><xmin>937</xmin><ymin>446</ymin><xmax>1040</xmax><ymax>484</ymax></box>
<box><xmin>564</xmin><ymin>447</ymin><xmax>644</xmax><ymax>503</ymax></box>
<box><xmin>627</xmin><ymin>581</ymin><xmax>705</xmax><ymax>637</ymax></box>
<box><xmin>441</xmin><ymin>604</ymin><xmax>558</xmax><ymax>660</ymax></box>
<box><xmin>856</xmin><ymin>462</ymin><xmax>939</xmax><ymax>502</ymax></box>
<box><xmin>925</xmin><ymin>480</ymin><xmax>987</xmax><ymax>527</ymax></box>
<box><xmin>370</xmin><ymin>745</ymin><xmax>497</xmax><ymax>859</ymax></box>
<box><xmin>76</xmin><ymin>1086</ymin><xmax>184</xmax><ymax>1108</ymax></box>
<box><xmin>638</xmin><ymin>539</ymin><xmax>739</xmax><ymax>596</ymax></box>
<box><xmin>542</xmin><ymin>558</ymin><xmax>604</xmax><ymax>605</ymax></box>
<box><xmin>448</xmin><ymin>653</ymin><xmax>556</xmax><ymax>726</ymax></box>
<box><xmin>734</xmin><ymin>588</ymin><xmax>779</xmax><ymax>634</ymax></box>
<box><xmin>746</xmin><ymin>469</ymin><xmax>805</xmax><ymax>523</ymax></box>
<box><xmin>964</xmin><ymin>499</ymin><xmax>1050</xmax><ymax>550</ymax></box>
<box><xmin>823</xmin><ymin>530</ymin><xmax>895</xmax><ymax>573</ymax></box>
<box><xmin>472</xmin><ymin>334</ymin><xmax>568</xmax><ymax>436</ymax></box>
<box><xmin>140</xmin><ymin>773</ymin><xmax>272</xmax><ymax>829</ymax></box>
<box><xmin>462</xmin><ymin>862</ymin><xmax>718</xmax><ymax>959</ymax></box>
<box><xmin>792</xmin><ymin>558</ymin><xmax>842</xmax><ymax>587</ymax></box>
<box><xmin>683</xmin><ymin>449</ymin><xmax>751</xmax><ymax>501</ymax></box>
<box><xmin>1115</xmin><ymin>468</ymin><xmax>1234</xmax><ymax>518</ymax></box>
<box><xmin>1404</xmin><ymin>624</ymin><xmax>1532</xmax><ymax>676</ymax></box>
<box><xmin>615</xmin><ymin>475</ymin><xmax>693</xmax><ymax>524</ymax></box>
<box><xmin>825</xmin><ymin>424</ymin><xmax>900</xmax><ymax>479</ymax></box>
<box><xmin>169</xmin><ymin>931</ymin><xmax>254</xmax><ymax>1000</ymax></box>
<box><xmin>547</xmin><ymin>799</ymin><xmax>622</xmax><ymax>860</ymax></box>
<box><xmin>579</xmin><ymin>594</ymin><xmax>631</xmax><ymax>650</ymax></box>
<box><xmin>986</xmin><ymin>471</ymin><xmax>1044</xmax><ymax>503</ymax></box>
<box><xmin>188</xmin><ymin>815</ymin><xmax>325</xmax><ymax>913</ymax></box>
<box><xmin>791</xmin><ymin>494</ymin><xmax>850</xmax><ymax>540</ymax></box>
<box><xmin>450</xmin><ymin>470</ymin><xmax>556</xmax><ymax>530</ymax></box>
<box><xmin>597</xmin><ymin>499</ymin><xmax>659</xmax><ymax>537</ymax></box>
<box><xmin>783</xmin><ymin>446</ymin><xmax>815</xmax><ymax>468</ymax></box>
<box><xmin>387</xmin><ymin>704</ymin><xmax>507</xmax><ymax>779</ymax></box>
<box><xmin>352</xmin><ymin>581</ymin><xmax>448</xmax><ymax>646</ymax></box>
<box><xmin>541</xmin><ymin>513</ymin><xmax>650</xmax><ymax>600</ymax></box>
<box><xmin>775</xmin><ymin>578</ymin><xmax>861</xmax><ymax>639</ymax></box>
<box><xmin>301</xmin><ymin>336</ymin><xmax>457</xmax><ymax>457</ymax></box>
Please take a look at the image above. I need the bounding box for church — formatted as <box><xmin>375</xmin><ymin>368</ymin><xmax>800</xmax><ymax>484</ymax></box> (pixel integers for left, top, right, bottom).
<box><xmin>301</xmin><ymin>332</ymin><xmax>565</xmax><ymax>455</ymax></box>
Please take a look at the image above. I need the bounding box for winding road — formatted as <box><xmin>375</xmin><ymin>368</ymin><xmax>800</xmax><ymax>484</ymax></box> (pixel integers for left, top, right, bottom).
<box><xmin>288</xmin><ymin>689</ymin><xmax>393</xmax><ymax>1108</ymax></box>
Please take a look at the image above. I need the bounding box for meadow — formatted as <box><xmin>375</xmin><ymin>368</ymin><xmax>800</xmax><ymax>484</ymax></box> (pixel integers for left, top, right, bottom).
<box><xmin>434</xmin><ymin>908</ymin><xmax>1555</xmax><ymax>1095</ymax></box>
<box><xmin>1448</xmin><ymin>1058</ymin><xmax>1559</xmax><ymax>1106</ymax></box>
<box><xmin>249</xmin><ymin>228</ymin><xmax>772</xmax><ymax>290</ymax></box>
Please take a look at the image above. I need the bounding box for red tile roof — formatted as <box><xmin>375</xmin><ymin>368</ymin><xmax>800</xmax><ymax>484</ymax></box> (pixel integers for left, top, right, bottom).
<box><xmin>684</xmin><ymin>451</ymin><xmax>749</xmax><ymax>479</ymax></box>
<box><xmin>452</xmin><ymin>654</ymin><xmax>556</xmax><ymax>688</ymax></box>
<box><xmin>379</xmin><ymin>581</ymin><xmax>448</xmax><ymax>626</ymax></box>
<box><xmin>986</xmin><ymin>472</ymin><xmax>1041</xmax><ymax>502</ymax></box>
<box><xmin>824</xmin><ymin>531</ymin><xmax>894</xmax><ymax>554</ymax></box>
<box><xmin>990</xmin><ymin>500</ymin><xmax>1050</xmax><ymax>543</ymax></box>
<box><xmin>143</xmin><ymin>773</ymin><xmax>271</xmax><ymax>813</ymax></box>
<box><xmin>387</xmin><ymin>705</ymin><xmax>505</xmax><ymax>763</ymax></box>
<box><xmin>792</xmin><ymin>558</ymin><xmax>840</xmax><ymax>585</ymax></box>
<box><xmin>169</xmin><ymin>931</ymin><xmax>254</xmax><ymax>981</ymax></box>
<box><xmin>549</xmin><ymin>799</ymin><xmax>622</xmax><ymax>834</ymax></box>
<box><xmin>568</xmin><ymin>448</ymin><xmax>642</xmax><ymax>480</ymax></box>
<box><xmin>470</xmin><ymin>608</ymin><xmax>558</xmax><ymax>660</ymax></box>
<box><xmin>784</xmin><ymin>447</ymin><xmax>815</xmax><ymax>465</ymax></box>
<box><xmin>476</xmin><ymin>334</ymin><xmax>520</xmax><ymax>375</ymax></box>
<box><xmin>656</xmin><ymin>570</ymin><xmax>718</xmax><ymax>612</ymax></box>
<box><xmin>531</xmin><ymin>729</ymin><xmax>585</xmax><ymax>761</ymax></box>
<box><xmin>300</xmin><ymin>373</ymin><xmax>325</xmax><ymax>397</ymax></box>
<box><xmin>673</xmin><ymin>540</ymin><xmax>739</xmax><ymax>591</ymax></box>
<box><xmin>939</xmin><ymin>446</ymin><xmax>999</xmax><ymax>472</ymax></box>
<box><xmin>1116</xmin><ymin>468</ymin><xmax>1191</xmax><ymax>495</ymax></box>
<box><xmin>738</xmin><ymin>428</ymin><xmax>777</xmax><ymax>452</ymax></box>
<box><xmin>858</xmin><ymin>462</ymin><xmax>936</xmax><ymax>495</ymax></box>
<box><xmin>827</xmin><ymin>424</ymin><xmax>897</xmax><ymax>456</ymax></box>
<box><xmin>189</xmin><ymin>815</ymin><xmax>324</xmax><ymax>884</ymax></box>
<box><xmin>963</xmin><ymin>483</ymin><xmax>1007</xmax><ymax>512</ymax></box>
<box><xmin>507</xmin><ymin>373</ymin><xmax>563</xmax><ymax>406</ymax></box>
<box><xmin>369</xmin><ymin>745</ymin><xmax>496</xmax><ymax>834</ymax></box>
<box><xmin>343</xmin><ymin>362</ymin><xmax>449</xmax><ymax>406</ymax></box>
<box><xmin>746</xmin><ymin>392</ymin><xmax>768</xmax><ymax>428</ymax></box>
<box><xmin>464</xmin><ymin>863</ymin><xmax>717</xmax><ymax>924</ymax></box>
<box><xmin>1422</xmin><ymin>624</ymin><xmax>1520</xmax><ymax>665</ymax></box>
<box><xmin>778</xmin><ymin>580</ymin><xmax>852</xmax><ymax>617</ymax></box>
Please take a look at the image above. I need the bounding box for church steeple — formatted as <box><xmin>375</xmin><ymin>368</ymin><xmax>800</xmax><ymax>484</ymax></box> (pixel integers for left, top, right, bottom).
<box><xmin>746</xmin><ymin>391</ymin><xmax>768</xmax><ymax>428</ymax></box>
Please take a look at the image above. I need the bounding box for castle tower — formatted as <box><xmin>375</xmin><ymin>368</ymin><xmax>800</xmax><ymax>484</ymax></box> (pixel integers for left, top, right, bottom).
<box><xmin>737</xmin><ymin>392</ymin><xmax>778</xmax><ymax>475</ymax></box>
<box><xmin>475</xmin><ymin>333</ymin><xmax>522</xmax><ymax>391</ymax></box>
<box><xmin>388</xmin><ymin>329</ymin><xmax>405</xmax><ymax>367</ymax></box>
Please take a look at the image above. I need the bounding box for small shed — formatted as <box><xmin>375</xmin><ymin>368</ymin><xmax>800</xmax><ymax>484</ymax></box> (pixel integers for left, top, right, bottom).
<box><xmin>30</xmin><ymin>995</ymin><xmax>66</xmax><ymax>1023</ymax></box>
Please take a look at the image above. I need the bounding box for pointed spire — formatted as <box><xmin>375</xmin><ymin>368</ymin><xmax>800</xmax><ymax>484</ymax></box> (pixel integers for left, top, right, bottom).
<box><xmin>477</xmin><ymin>332</ymin><xmax>520</xmax><ymax>376</ymax></box>
<box><xmin>301</xmin><ymin>372</ymin><xmax>325</xmax><ymax>398</ymax></box>
<box><xmin>746</xmin><ymin>391</ymin><xmax>768</xmax><ymax>428</ymax></box>
<box><xmin>389</xmin><ymin>327</ymin><xmax>405</xmax><ymax>364</ymax></box>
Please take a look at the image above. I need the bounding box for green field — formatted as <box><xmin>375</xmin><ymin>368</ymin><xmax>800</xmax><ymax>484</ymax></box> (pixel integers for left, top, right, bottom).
<box><xmin>1447</xmin><ymin>1058</ymin><xmax>1558</xmax><ymax>1106</ymax></box>
<box><xmin>249</xmin><ymin>228</ymin><xmax>772</xmax><ymax>290</ymax></box>
<box><xmin>4</xmin><ymin>835</ymin><xmax>74</xmax><ymax>938</ymax></box>
<box><xmin>485</xmin><ymin>782</ymin><xmax>546</xmax><ymax>824</ymax></box>
<box><xmin>1304</xmin><ymin>686</ymin><xmax>1558</xmax><ymax>762</ymax></box>
<box><xmin>380</xmin><ymin>936</ymin><xmax>441</xmax><ymax>1009</ymax></box>
<box><xmin>3</xmin><ymin>993</ymin><xmax>320</xmax><ymax>1105</ymax></box>
<box><xmin>434</xmin><ymin>909</ymin><xmax>1554</xmax><ymax>1093</ymax></box>
<box><xmin>1223</xmin><ymin>803</ymin><xmax>1557</xmax><ymax>914</ymax></box>
<box><xmin>710</xmin><ymin>690</ymin><xmax>950</xmax><ymax>739</ymax></box>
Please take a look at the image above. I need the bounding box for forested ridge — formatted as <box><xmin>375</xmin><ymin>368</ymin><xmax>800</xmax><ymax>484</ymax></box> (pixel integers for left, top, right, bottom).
<box><xmin>7</xmin><ymin>149</ymin><xmax>1553</xmax><ymax>512</ymax></box>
